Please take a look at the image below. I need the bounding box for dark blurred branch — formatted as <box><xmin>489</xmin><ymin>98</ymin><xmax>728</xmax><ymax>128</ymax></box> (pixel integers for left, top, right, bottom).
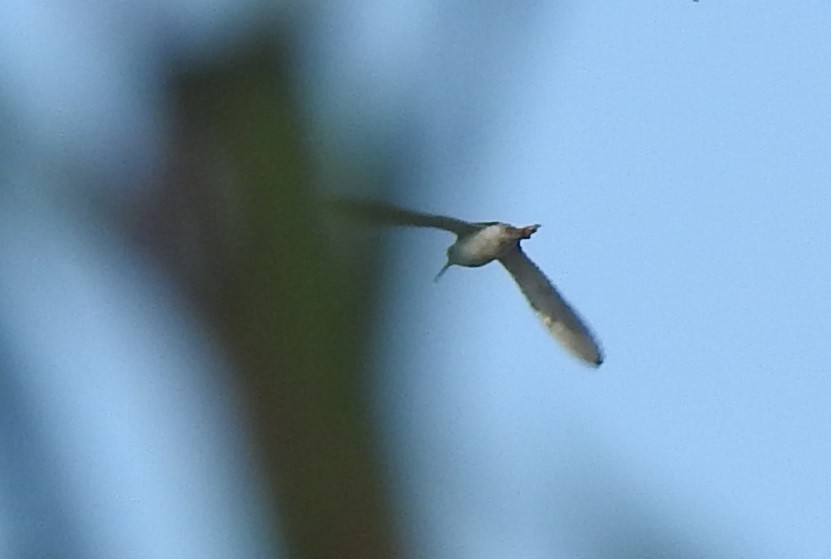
<box><xmin>170</xmin><ymin>37</ymin><xmax>399</xmax><ymax>558</ymax></box>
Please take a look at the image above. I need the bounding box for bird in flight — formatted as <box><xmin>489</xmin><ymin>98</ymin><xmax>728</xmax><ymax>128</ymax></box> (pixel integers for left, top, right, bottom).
<box><xmin>333</xmin><ymin>199</ymin><xmax>604</xmax><ymax>367</ymax></box>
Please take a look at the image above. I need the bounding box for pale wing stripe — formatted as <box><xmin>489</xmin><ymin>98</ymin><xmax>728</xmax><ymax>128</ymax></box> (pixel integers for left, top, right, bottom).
<box><xmin>499</xmin><ymin>249</ymin><xmax>603</xmax><ymax>367</ymax></box>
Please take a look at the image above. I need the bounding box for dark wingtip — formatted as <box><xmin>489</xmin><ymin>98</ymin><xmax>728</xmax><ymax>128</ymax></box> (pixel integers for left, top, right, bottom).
<box><xmin>587</xmin><ymin>351</ymin><xmax>604</xmax><ymax>368</ymax></box>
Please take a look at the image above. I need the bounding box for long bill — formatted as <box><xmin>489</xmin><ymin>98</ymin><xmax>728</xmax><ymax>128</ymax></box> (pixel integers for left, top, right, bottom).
<box><xmin>433</xmin><ymin>261</ymin><xmax>452</xmax><ymax>282</ymax></box>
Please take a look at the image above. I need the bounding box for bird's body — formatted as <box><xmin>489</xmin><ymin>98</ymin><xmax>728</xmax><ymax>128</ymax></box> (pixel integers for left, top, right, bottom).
<box><xmin>448</xmin><ymin>224</ymin><xmax>508</xmax><ymax>267</ymax></box>
<box><xmin>333</xmin><ymin>199</ymin><xmax>603</xmax><ymax>367</ymax></box>
<box><xmin>447</xmin><ymin>223</ymin><xmax>536</xmax><ymax>265</ymax></box>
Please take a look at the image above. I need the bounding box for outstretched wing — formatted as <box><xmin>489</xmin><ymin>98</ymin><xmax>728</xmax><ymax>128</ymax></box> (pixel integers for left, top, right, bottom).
<box><xmin>328</xmin><ymin>198</ymin><xmax>480</xmax><ymax>236</ymax></box>
<box><xmin>499</xmin><ymin>248</ymin><xmax>603</xmax><ymax>367</ymax></box>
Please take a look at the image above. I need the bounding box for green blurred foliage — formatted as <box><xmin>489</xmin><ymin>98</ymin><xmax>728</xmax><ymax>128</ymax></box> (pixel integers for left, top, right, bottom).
<box><xmin>172</xmin><ymin>39</ymin><xmax>399</xmax><ymax>559</ymax></box>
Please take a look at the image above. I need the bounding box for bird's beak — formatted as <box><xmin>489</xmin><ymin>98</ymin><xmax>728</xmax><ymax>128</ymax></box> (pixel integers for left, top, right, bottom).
<box><xmin>434</xmin><ymin>261</ymin><xmax>452</xmax><ymax>282</ymax></box>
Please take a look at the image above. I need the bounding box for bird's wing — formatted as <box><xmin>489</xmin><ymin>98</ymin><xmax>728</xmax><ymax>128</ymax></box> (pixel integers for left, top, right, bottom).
<box><xmin>328</xmin><ymin>199</ymin><xmax>480</xmax><ymax>236</ymax></box>
<box><xmin>499</xmin><ymin>248</ymin><xmax>603</xmax><ymax>367</ymax></box>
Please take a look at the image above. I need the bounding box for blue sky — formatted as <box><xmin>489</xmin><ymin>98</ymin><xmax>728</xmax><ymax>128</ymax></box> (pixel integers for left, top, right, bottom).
<box><xmin>309</xmin><ymin>1</ymin><xmax>831</xmax><ymax>557</ymax></box>
<box><xmin>2</xmin><ymin>0</ymin><xmax>829</xmax><ymax>557</ymax></box>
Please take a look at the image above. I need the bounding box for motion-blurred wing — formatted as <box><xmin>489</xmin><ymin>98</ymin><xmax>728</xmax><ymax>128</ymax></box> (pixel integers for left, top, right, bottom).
<box><xmin>329</xmin><ymin>198</ymin><xmax>479</xmax><ymax>236</ymax></box>
<box><xmin>499</xmin><ymin>248</ymin><xmax>603</xmax><ymax>367</ymax></box>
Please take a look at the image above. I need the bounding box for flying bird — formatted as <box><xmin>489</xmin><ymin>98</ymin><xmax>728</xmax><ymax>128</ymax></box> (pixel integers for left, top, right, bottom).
<box><xmin>333</xmin><ymin>199</ymin><xmax>604</xmax><ymax>367</ymax></box>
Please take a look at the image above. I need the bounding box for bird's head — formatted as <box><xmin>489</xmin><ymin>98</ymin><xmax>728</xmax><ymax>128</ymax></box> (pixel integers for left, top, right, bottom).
<box><xmin>433</xmin><ymin>244</ymin><xmax>460</xmax><ymax>281</ymax></box>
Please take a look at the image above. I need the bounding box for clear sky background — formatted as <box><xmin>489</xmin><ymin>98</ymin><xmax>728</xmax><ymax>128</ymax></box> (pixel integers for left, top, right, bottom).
<box><xmin>309</xmin><ymin>1</ymin><xmax>831</xmax><ymax>557</ymax></box>
<box><xmin>2</xmin><ymin>1</ymin><xmax>829</xmax><ymax>557</ymax></box>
